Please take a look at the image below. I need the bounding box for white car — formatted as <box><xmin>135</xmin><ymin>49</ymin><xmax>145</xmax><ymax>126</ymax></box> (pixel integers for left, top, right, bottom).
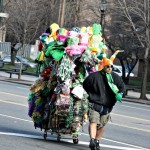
<box><xmin>3</xmin><ymin>55</ymin><xmax>37</xmax><ymax>70</ymax></box>
<box><xmin>113</xmin><ymin>65</ymin><xmax>134</xmax><ymax>77</ymax></box>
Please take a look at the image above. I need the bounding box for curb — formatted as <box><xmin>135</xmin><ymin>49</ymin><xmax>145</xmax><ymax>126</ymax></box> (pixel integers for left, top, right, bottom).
<box><xmin>0</xmin><ymin>68</ymin><xmax>39</xmax><ymax>77</ymax></box>
<box><xmin>123</xmin><ymin>97</ymin><xmax>150</xmax><ymax>105</ymax></box>
<box><xmin>0</xmin><ymin>78</ymin><xmax>33</xmax><ymax>86</ymax></box>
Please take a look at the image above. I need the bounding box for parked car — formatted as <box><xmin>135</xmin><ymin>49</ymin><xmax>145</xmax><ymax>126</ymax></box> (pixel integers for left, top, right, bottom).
<box><xmin>3</xmin><ymin>55</ymin><xmax>37</xmax><ymax>70</ymax></box>
<box><xmin>113</xmin><ymin>65</ymin><xmax>134</xmax><ymax>77</ymax></box>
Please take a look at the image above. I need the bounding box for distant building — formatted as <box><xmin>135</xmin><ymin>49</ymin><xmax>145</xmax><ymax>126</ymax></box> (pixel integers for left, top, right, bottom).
<box><xmin>0</xmin><ymin>0</ymin><xmax>9</xmax><ymax>42</ymax></box>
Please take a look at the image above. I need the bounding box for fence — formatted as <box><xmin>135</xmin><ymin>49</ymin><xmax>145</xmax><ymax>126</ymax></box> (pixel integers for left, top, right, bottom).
<box><xmin>0</xmin><ymin>42</ymin><xmax>11</xmax><ymax>55</ymax></box>
<box><xmin>0</xmin><ymin>42</ymin><xmax>38</xmax><ymax>60</ymax></box>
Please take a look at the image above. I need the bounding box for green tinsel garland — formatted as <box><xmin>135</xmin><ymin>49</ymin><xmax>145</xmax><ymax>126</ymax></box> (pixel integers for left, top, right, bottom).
<box><xmin>35</xmin><ymin>96</ymin><xmax>43</xmax><ymax>107</ymax></box>
<box><xmin>41</xmin><ymin>86</ymin><xmax>50</xmax><ymax>97</ymax></box>
<box><xmin>32</xmin><ymin>112</ymin><xmax>42</xmax><ymax>124</ymax></box>
<box><xmin>27</xmin><ymin>93</ymin><xmax>35</xmax><ymax>102</ymax></box>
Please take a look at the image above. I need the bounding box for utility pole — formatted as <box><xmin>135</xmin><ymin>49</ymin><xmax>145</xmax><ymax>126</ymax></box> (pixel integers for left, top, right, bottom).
<box><xmin>0</xmin><ymin>0</ymin><xmax>9</xmax><ymax>42</ymax></box>
<box><xmin>58</xmin><ymin>0</ymin><xmax>66</xmax><ymax>27</ymax></box>
<box><xmin>100</xmin><ymin>0</ymin><xmax>107</xmax><ymax>33</ymax></box>
<box><xmin>0</xmin><ymin>0</ymin><xmax>3</xmax><ymax>12</ymax></box>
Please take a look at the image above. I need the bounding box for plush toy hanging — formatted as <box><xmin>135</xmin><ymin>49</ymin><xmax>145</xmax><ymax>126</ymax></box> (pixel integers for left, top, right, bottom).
<box><xmin>40</xmin><ymin>23</ymin><xmax>60</xmax><ymax>47</ymax></box>
<box><xmin>56</xmin><ymin>28</ymin><xmax>68</xmax><ymax>45</ymax></box>
<box><xmin>88</xmin><ymin>23</ymin><xmax>103</xmax><ymax>55</ymax></box>
<box><xmin>49</xmin><ymin>23</ymin><xmax>60</xmax><ymax>40</ymax></box>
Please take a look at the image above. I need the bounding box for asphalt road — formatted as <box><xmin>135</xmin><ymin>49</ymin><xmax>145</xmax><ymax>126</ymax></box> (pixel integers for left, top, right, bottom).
<box><xmin>0</xmin><ymin>81</ymin><xmax>150</xmax><ymax>150</ymax></box>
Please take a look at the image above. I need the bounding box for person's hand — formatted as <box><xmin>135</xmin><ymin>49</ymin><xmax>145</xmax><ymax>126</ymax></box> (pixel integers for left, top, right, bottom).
<box><xmin>83</xmin><ymin>113</ymin><xmax>88</xmax><ymax>123</ymax></box>
<box><xmin>115</xmin><ymin>93</ymin><xmax>123</xmax><ymax>102</ymax></box>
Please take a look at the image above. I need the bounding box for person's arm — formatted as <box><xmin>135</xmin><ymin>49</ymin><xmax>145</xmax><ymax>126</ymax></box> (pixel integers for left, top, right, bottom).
<box><xmin>113</xmin><ymin>73</ymin><xmax>126</xmax><ymax>102</ymax></box>
<box><xmin>83</xmin><ymin>74</ymin><xmax>93</xmax><ymax>93</ymax></box>
<box><xmin>113</xmin><ymin>73</ymin><xmax>126</xmax><ymax>94</ymax></box>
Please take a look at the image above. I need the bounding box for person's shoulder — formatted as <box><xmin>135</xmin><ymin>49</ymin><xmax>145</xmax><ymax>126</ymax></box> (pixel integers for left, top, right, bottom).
<box><xmin>111</xmin><ymin>71</ymin><xmax>121</xmax><ymax>78</ymax></box>
<box><xmin>90</xmin><ymin>71</ymin><xmax>101</xmax><ymax>76</ymax></box>
<box><xmin>85</xmin><ymin>71</ymin><xmax>100</xmax><ymax>78</ymax></box>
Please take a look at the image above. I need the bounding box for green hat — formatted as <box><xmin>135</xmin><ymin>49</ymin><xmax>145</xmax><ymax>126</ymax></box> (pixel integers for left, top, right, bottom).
<box><xmin>50</xmin><ymin>49</ymin><xmax>64</xmax><ymax>61</ymax></box>
<box><xmin>93</xmin><ymin>23</ymin><xmax>102</xmax><ymax>35</ymax></box>
<box><xmin>45</xmin><ymin>46</ymin><xmax>53</xmax><ymax>57</ymax></box>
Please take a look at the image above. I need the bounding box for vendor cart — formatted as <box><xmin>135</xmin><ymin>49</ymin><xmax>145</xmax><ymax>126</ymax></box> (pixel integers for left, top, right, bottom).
<box><xmin>27</xmin><ymin>22</ymin><xmax>106</xmax><ymax>145</ymax></box>
<box><xmin>41</xmin><ymin>92</ymin><xmax>88</xmax><ymax>144</ymax></box>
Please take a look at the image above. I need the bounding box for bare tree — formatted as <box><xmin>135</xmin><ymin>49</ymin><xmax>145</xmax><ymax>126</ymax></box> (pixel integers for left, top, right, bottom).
<box><xmin>5</xmin><ymin>0</ymin><xmax>51</xmax><ymax>45</ymax></box>
<box><xmin>77</xmin><ymin>0</ymin><xmax>100</xmax><ymax>26</ymax></box>
<box><xmin>8</xmin><ymin>0</ymin><xmax>49</xmax><ymax>44</ymax></box>
<box><xmin>115</xmin><ymin>0</ymin><xmax>150</xmax><ymax>99</ymax></box>
<box><xmin>63</xmin><ymin>0</ymin><xmax>100</xmax><ymax>28</ymax></box>
<box><xmin>4</xmin><ymin>0</ymin><xmax>51</xmax><ymax>79</ymax></box>
<box><xmin>64</xmin><ymin>0</ymin><xmax>81</xmax><ymax>28</ymax></box>
<box><xmin>106</xmin><ymin>32</ymin><xmax>139</xmax><ymax>84</ymax></box>
<box><xmin>96</xmin><ymin>0</ymin><xmax>139</xmax><ymax>85</ymax></box>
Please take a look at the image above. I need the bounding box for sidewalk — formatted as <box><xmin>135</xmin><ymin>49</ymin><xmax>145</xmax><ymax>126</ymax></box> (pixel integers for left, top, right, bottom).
<box><xmin>123</xmin><ymin>91</ymin><xmax>150</xmax><ymax>105</ymax></box>
<box><xmin>0</xmin><ymin>71</ymin><xmax>37</xmax><ymax>86</ymax></box>
<box><xmin>0</xmin><ymin>71</ymin><xmax>150</xmax><ymax>105</ymax></box>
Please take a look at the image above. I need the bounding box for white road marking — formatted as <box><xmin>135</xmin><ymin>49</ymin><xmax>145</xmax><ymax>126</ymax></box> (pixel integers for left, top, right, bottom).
<box><xmin>0</xmin><ymin>113</ymin><xmax>149</xmax><ymax>150</ymax></box>
<box><xmin>16</xmin><ymin>87</ymin><xmax>29</xmax><ymax>90</ymax></box>
<box><xmin>0</xmin><ymin>132</ymin><xmax>42</xmax><ymax>139</ymax></box>
<box><xmin>81</xmin><ymin>133</ymin><xmax>149</xmax><ymax>150</ymax></box>
<box><xmin>61</xmin><ymin>139</ymin><xmax>142</xmax><ymax>150</ymax></box>
<box><xmin>0</xmin><ymin>98</ymin><xmax>149</xmax><ymax>150</ymax></box>
<box><xmin>0</xmin><ymin>114</ymin><xmax>148</xmax><ymax>150</ymax></box>
<box><xmin>0</xmin><ymin>132</ymin><xmax>144</xmax><ymax>150</ymax></box>
<box><xmin>0</xmin><ymin>113</ymin><xmax>32</xmax><ymax>122</ymax></box>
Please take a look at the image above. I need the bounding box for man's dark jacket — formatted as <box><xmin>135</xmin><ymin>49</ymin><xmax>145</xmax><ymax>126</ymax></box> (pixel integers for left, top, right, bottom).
<box><xmin>83</xmin><ymin>71</ymin><xmax>126</xmax><ymax>109</ymax></box>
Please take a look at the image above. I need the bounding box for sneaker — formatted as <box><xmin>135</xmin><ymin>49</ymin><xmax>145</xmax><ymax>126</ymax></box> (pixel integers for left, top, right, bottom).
<box><xmin>89</xmin><ymin>139</ymin><xmax>96</xmax><ymax>150</ymax></box>
<box><xmin>95</xmin><ymin>140</ymin><xmax>100</xmax><ymax>150</ymax></box>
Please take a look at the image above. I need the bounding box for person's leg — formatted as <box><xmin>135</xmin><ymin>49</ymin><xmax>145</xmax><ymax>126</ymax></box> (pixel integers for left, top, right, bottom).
<box><xmin>89</xmin><ymin>122</ymin><xmax>97</xmax><ymax>139</ymax></box>
<box><xmin>89</xmin><ymin>124</ymin><xmax>105</xmax><ymax>150</ymax></box>
<box><xmin>88</xmin><ymin>109</ymin><xmax>100</xmax><ymax>149</ymax></box>
<box><xmin>95</xmin><ymin>126</ymin><xmax>105</xmax><ymax>140</ymax></box>
<box><xmin>94</xmin><ymin>114</ymin><xmax>110</xmax><ymax>150</ymax></box>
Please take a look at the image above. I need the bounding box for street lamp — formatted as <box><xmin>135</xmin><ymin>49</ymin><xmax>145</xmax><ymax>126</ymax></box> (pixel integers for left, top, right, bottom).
<box><xmin>100</xmin><ymin>0</ymin><xmax>107</xmax><ymax>28</ymax></box>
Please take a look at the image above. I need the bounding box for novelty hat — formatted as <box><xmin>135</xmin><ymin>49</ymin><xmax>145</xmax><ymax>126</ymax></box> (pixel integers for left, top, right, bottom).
<box><xmin>98</xmin><ymin>50</ymin><xmax>124</xmax><ymax>70</ymax></box>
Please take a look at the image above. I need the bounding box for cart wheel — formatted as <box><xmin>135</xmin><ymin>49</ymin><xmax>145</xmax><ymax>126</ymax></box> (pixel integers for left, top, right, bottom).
<box><xmin>73</xmin><ymin>138</ymin><xmax>78</xmax><ymax>144</ymax></box>
<box><xmin>57</xmin><ymin>134</ymin><xmax>61</xmax><ymax>141</ymax></box>
<box><xmin>43</xmin><ymin>131</ymin><xmax>47</xmax><ymax>140</ymax></box>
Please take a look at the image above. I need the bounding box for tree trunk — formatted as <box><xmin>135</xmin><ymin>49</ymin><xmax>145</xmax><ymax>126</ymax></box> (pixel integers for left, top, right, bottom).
<box><xmin>18</xmin><ymin>44</ymin><xmax>24</xmax><ymax>80</ymax></box>
<box><xmin>140</xmin><ymin>51</ymin><xmax>149</xmax><ymax>100</ymax></box>
<box><xmin>58</xmin><ymin>0</ymin><xmax>66</xmax><ymax>27</ymax></box>
<box><xmin>11</xmin><ymin>45</ymin><xmax>17</xmax><ymax>65</ymax></box>
<box><xmin>140</xmin><ymin>0</ymin><xmax>150</xmax><ymax>100</ymax></box>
